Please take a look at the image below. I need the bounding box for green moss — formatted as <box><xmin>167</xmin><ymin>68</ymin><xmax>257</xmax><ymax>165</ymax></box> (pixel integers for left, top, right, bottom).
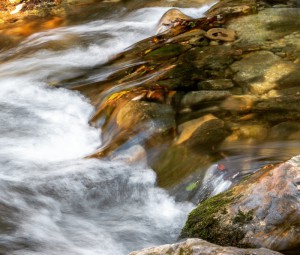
<box><xmin>181</xmin><ymin>190</ymin><xmax>234</xmax><ymax>237</ymax></box>
<box><xmin>233</xmin><ymin>209</ymin><xmax>254</xmax><ymax>226</ymax></box>
<box><xmin>145</xmin><ymin>44</ymin><xmax>183</xmax><ymax>60</ymax></box>
<box><xmin>179</xmin><ymin>247</ymin><xmax>192</xmax><ymax>255</ymax></box>
<box><xmin>181</xmin><ymin>190</ymin><xmax>250</xmax><ymax>247</ymax></box>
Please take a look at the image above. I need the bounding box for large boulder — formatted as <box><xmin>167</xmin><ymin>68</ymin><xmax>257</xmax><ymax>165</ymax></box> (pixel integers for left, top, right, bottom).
<box><xmin>181</xmin><ymin>156</ymin><xmax>300</xmax><ymax>252</ymax></box>
<box><xmin>129</xmin><ymin>238</ymin><xmax>283</xmax><ymax>255</ymax></box>
<box><xmin>231</xmin><ymin>51</ymin><xmax>300</xmax><ymax>95</ymax></box>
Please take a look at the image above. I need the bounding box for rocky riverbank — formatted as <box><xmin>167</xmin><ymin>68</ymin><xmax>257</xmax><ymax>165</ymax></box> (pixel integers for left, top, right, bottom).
<box><xmin>68</xmin><ymin>0</ymin><xmax>300</xmax><ymax>188</ymax></box>
<box><xmin>62</xmin><ymin>0</ymin><xmax>300</xmax><ymax>253</ymax></box>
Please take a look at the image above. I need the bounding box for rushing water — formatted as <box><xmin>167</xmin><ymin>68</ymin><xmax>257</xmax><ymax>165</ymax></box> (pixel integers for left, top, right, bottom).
<box><xmin>0</xmin><ymin>5</ymin><xmax>218</xmax><ymax>255</ymax></box>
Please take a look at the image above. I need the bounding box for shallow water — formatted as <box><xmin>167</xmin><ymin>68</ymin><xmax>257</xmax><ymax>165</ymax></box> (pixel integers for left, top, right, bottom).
<box><xmin>0</xmin><ymin>5</ymin><xmax>216</xmax><ymax>255</ymax></box>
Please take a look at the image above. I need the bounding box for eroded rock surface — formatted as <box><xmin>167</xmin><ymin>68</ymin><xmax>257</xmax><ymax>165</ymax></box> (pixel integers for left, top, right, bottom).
<box><xmin>129</xmin><ymin>238</ymin><xmax>283</xmax><ymax>255</ymax></box>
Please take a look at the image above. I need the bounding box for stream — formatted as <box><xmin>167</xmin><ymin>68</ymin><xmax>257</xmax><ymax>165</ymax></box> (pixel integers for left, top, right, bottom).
<box><xmin>0</xmin><ymin>4</ymin><xmax>215</xmax><ymax>255</ymax></box>
<box><xmin>2</xmin><ymin>2</ymin><xmax>300</xmax><ymax>254</ymax></box>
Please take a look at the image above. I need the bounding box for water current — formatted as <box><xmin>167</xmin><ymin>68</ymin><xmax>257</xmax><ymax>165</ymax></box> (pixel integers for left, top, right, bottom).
<box><xmin>0</xmin><ymin>4</ymin><xmax>216</xmax><ymax>255</ymax></box>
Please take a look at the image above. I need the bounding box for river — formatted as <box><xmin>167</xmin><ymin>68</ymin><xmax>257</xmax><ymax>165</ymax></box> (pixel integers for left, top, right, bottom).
<box><xmin>0</xmin><ymin>4</ymin><xmax>218</xmax><ymax>255</ymax></box>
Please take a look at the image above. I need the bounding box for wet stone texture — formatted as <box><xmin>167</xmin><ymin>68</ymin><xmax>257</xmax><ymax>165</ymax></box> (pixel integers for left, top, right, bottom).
<box><xmin>181</xmin><ymin>156</ymin><xmax>300</xmax><ymax>252</ymax></box>
<box><xmin>62</xmin><ymin>1</ymin><xmax>300</xmax><ymax>193</ymax></box>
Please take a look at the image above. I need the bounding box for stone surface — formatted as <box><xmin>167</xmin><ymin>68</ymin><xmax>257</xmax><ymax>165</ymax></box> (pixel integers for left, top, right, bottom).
<box><xmin>157</xmin><ymin>8</ymin><xmax>192</xmax><ymax>34</ymax></box>
<box><xmin>198</xmin><ymin>79</ymin><xmax>234</xmax><ymax>90</ymax></box>
<box><xmin>182</xmin><ymin>118</ymin><xmax>230</xmax><ymax>150</ymax></box>
<box><xmin>181</xmin><ymin>91</ymin><xmax>231</xmax><ymax>108</ymax></box>
<box><xmin>231</xmin><ymin>51</ymin><xmax>300</xmax><ymax>94</ymax></box>
<box><xmin>227</xmin><ymin>8</ymin><xmax>300</xmax><ymax>48</ymax></box>
<box><xmin>176</xmin><ymin>114</ymin><xmax>218</xmax><ymax>144</ymax></box>
<box><xmin>129</xmin><ymin>238</ymin><xmax>283</xmax><ymax>255</ymax></box>
<box><xmin>182</xmin><ymin>156</ymin><xmax>300</xmax><ymax>251</ymax></box>
<box><xmin>224</xmin><ymin>121</ymin><xmax>270</xmax><ymax>143</ymax></box>
<box><xmin>116</xmin><ymin>100</ymin><xmax>175</xmax><ymax>133</ymax></box>
<box><xmin>269</xmin><ymin>121</ymin><xmax>300</xmax><ymax>139</ymax></box>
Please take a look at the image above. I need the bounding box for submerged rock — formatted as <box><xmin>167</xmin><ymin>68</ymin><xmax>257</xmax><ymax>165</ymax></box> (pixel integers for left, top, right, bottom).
<box><xmin>181</xmin><ymin>156</ymin><xmax>300</xmax><ymax>251</ymax></box>
<box><xmin>129</xmin><ymin>238</ymin><xmax>283</xmax><ymax>255</ymax></box>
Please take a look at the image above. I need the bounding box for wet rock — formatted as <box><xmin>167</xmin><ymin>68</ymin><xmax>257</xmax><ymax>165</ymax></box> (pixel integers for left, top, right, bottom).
<box><xmin>181</xmin><ymin>91</ymin><xmax>231</xmax><ymax>108</ymax></box>
<box><xmin>181</xmin><ymin>156</ymin><xmax>300</xmax><ymax>251</ymax></box>
<box><xmin>129</xmin><ymin>238</ymin><xmax>283</xmax><ymax>255</ymax></box>
<box><xmin>227</xmin><ymin>8</ymin><xmax>300</xmax><ymax>48</ymax></box>
<box><xmin>116</xmin><ymin>100</ymin><xmax>175</xmax><ymax>133</ymax></box>
<box><xmin>176</xmin><ymin>114</ymin><xmax>218</xmax><ymax>144</ymax></box>
<box><xmin>220</xmin><ymin>95</ymin><xmax>257</xmax><ymax>112</ymax></box>
<box><xmin>205</xmin><ymin>28</ymin><xmax>236</xmax><ymax>42</ymax></box>
<box><xmin>88</xmin><ymin>96</ymin><xmax>176</xmax><ymax>158</ymax></box>
<box><xmin>254</xmin><ymin>95</ymin><xmax>300</xmax><ymax>112</ymax></box>
<box><xmin>231</xmin><ymin>51</ymin><xmax>300</xmax><ymax>94</ymax></box>
<box><xmin>176</xmin><ymin>114</ymin><xmax>231</xmax><ymax>151</ymax></box>
<box><xmin>282</xmin><ymin>32</ymin><xmax>300</xmax><ymax>65</ymax></box>
<box><xmin>166</xmin><ymin>28</ymin><xmax>206</xmax><ymax>44</ymax></box>
<box><xmin>198</xmin><ymin>79</ymin><xmax>234</xmax><ymax>90</ymax></box>
<box><xmin>145</xmin><ymin>44</ymin><xmax>187</xmax><ymax>61</ymax></box>
<box><xmin>205</xmin><ymin>0</ymin><xmax>256</xmax><ymax>18</ymax></box>
<box><xmin>157</xmin><ymin>8</ymin><xmax>192</xmax><ymax>34</ymax></box>
<box><xmin>190</xmin><ymin>45</ymin><xmax>237</xmax><ymax>71</ymax></box>
<box><xmin>269</xmin><ymin>121</ymin><xmax>300</xmax><ymax>139</ymax></box>
<box><xmin>268</xmin><ymin>86</ymin><xmax>300</xmax><ymax>97</ymax></box>
<box><xmin>223</xmin><ymin>121</ymin><xmax>270</xmax><ymax>143</ymax></box>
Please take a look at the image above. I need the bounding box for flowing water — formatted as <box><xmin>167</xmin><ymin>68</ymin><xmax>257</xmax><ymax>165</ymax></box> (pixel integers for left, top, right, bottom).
<box><xmin>0</xmin><ymin>4</ymin><xmax>218</xmax><ymax>255</ymax></box>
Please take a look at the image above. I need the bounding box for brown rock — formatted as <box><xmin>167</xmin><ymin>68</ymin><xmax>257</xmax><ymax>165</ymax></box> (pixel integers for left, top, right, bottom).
<box><xmin>116</xmin><ymin>100</ymin><xmax>175</xmax><ymax>133</ymax></box>
<box><xmin>157</xmin><ymin>8</ymin><xmax>192</xmax><ymax>34</ymax></box>
<box><xmin>176</xmin><ymin>114</ymin><xmax>218</xmax><ymax>144</ymax></box>
<box><xmin>224</xmin><ymin>121</ymin><xmax>269</xmax><ymax>143</ymax></box>
<box><xmin>181</xmin><ymin>91</ymin><xmax>231</xmax><ymax>108</ymax></box>
<box><xmin>269</xmin><ymin>121</ymin><xmax>300</xmax><ymax>139</ymax></box>
<box><xmin>175</xmin><ymin>114</ymin><xmax>231</xmax><ymax>151</ymax></box>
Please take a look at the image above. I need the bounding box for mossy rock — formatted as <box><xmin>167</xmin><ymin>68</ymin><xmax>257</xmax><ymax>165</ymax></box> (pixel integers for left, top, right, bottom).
<box><xmin>181</xmin><ymin>157</ymin><xmax>300</xmax><ymax>251</ymax></box>
<box><xmin>180</xmin><ymin>190</ymin><xmax>251</xmax><ymax>247</ymax></box>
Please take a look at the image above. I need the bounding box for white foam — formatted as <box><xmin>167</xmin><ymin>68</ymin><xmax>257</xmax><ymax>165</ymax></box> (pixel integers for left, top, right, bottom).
<box><xmin>0</xmin><ymin>4</ymin><xmax>216</xmax><ymax>254</ymax></box>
